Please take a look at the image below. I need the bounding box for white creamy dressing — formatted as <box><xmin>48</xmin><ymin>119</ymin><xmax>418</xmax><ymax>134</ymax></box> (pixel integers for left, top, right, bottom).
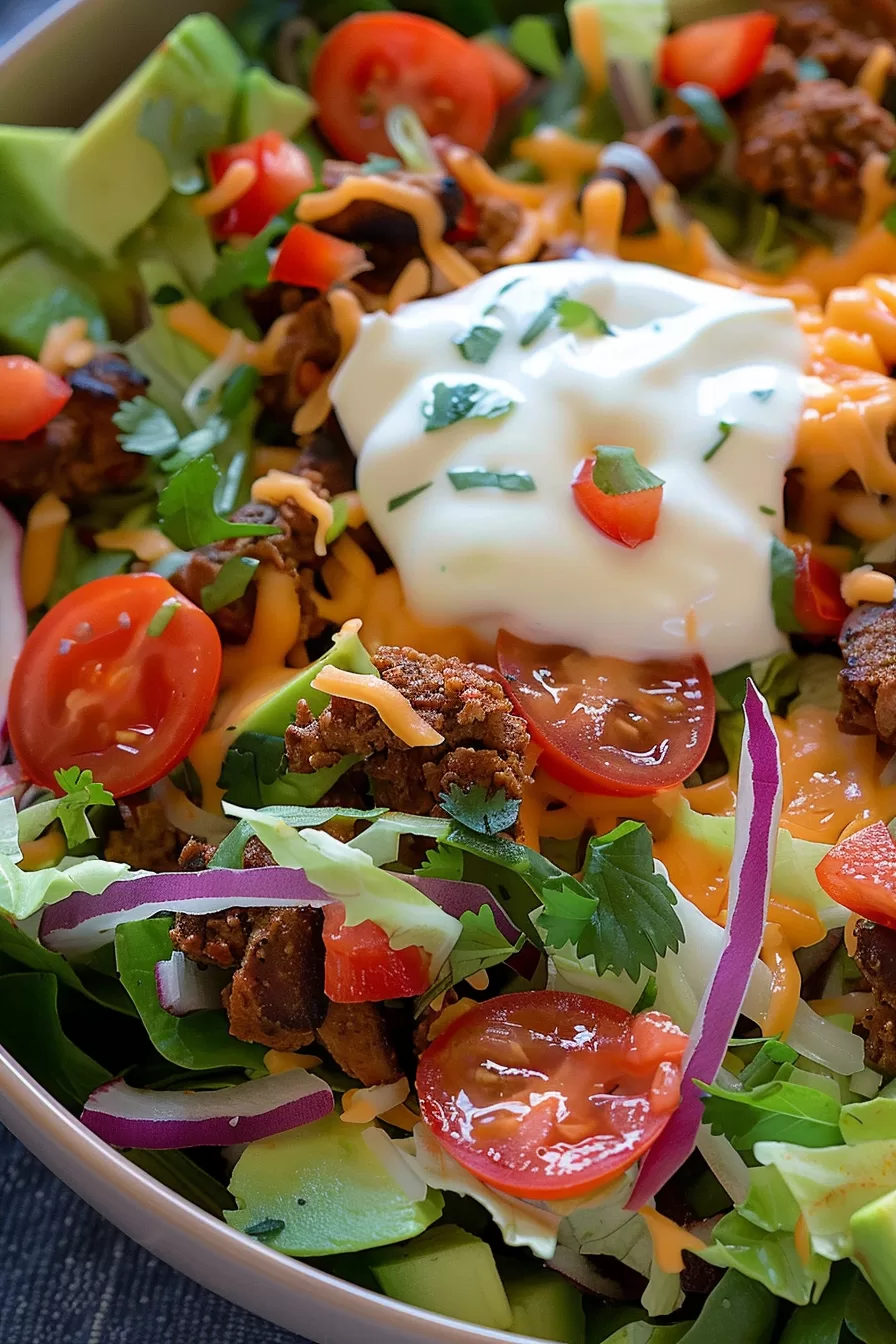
<box><xmin>331</xmin><ymin>258</ymin><xmax>807</xmax><ymax>673</ymax></box>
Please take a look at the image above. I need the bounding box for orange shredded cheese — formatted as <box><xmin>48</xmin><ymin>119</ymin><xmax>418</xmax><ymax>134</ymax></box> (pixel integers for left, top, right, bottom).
<box><xmin>310</xmin><ymin>665</ymin><xmax>445</xmax><ymax>746</ymax></box>
<box><xmin>427</xmin><ymin>997</ymin><xmax>478</xmax><ymax>1040</ymax></box>
<box><xmin>857</xmin><ymin>44</ymin><xmax>895</xmax><ymax>103</ymax></box>
<box><xmin>466</xmin><ymin>969</ymin><xmax>490</xmax><ymax>992</ymax></box>
<box><xmin>639</xmin><ymin>1207</ymin><xmax>705</xmax><ymax>1273</ymax></box>
<box><xmin>192</xmin><ymin>158</ymin><xmax>257</xmax><ymax>217</ymax></box>
<box><xmin>167</xmin><ymin>302</ymin><xmax>293</xmax><ymax>375</ymax></box>
<box><xmin>581</xmin><ymin>178</ymin><xmax>625</xmax><ymax>255</ymax></box>
<box><xmin>251</xmin><ymin>468</ymin><xmax>334</xmax><ymax>557</ymax></box>
<box><xmin>21</xmin><ymin>491</ymin><xmax>70</xmax><ymax>610</ymax></box>
<box><xmin>760</xmin><ymin>923</ymin><xmax>802</xmax><ymax>1039</ymax></box>
<box><xmin>845</xmin><ymin>912</ymin><xmax>861</xmax><ymax>958</ymax></box>
<box><xmin>841</xmin><ymin>564</ymin><xmax>896</xmax><ymax>607</ymax></box>
<box><xmin>263</xmin><ymin>1050</ymin><xmax>322</xmax><ymax>1073</ymax></box>
<box><xmin>387</xmin><ymin>258</ymin><xmax>430</xmax><ymax>312</ymax></box>
<box><xmin>39</xmin><ymin>317</ymin><xmax>95</xmax><ymax>374</ymax></box>
<box><xmin>341</xmin><ymin>1078</ymin><xmax>410</xmax><ymax>1124</ymax></box>
<box><xmin>499</xmin><ymin>208</ymin><xmax>545</xmax><ymax>265</ymax></box>
<box><xmin>18</xmin><ymin>830</ymin><xmax>67</xmax><ymax>872</ymax></box>
<box><xmin>441</xmin><ymin>143</ymin><xmax>549</xmax><ymax>208</ymax></box>
<box><xmin>567</xmin><ymin>0</ymin><xmax>606</xmax><ymax>92</ymax></box>
<box><xmin>808</xmin><ymin>992</ymin><xmax>875</xmax><ymax>1020</ymax></box>
<box><xmin>94</xmin><ymin>527</ymin><xmax>175</xmax><ymax>564</ymax></box>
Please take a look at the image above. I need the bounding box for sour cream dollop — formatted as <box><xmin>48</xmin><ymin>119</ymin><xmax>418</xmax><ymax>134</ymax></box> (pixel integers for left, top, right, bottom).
<box><xmin>331</xmin><ymin>258</ymin><xmax>806</xmax><ymax>673</ymax></box>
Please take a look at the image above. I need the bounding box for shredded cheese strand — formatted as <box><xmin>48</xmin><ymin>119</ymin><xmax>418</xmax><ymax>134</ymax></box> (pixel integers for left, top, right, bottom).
<box><xmin>21</xmin><ymin>492</ymin><xmax>70</xmax><ymax>610</ymax></box>
<box><xmin>310</xmin><ymin>665</ymin><xmax>445</xmax><ymax>746</ymax></box>
<box><xmin>192</xmin><ymin>159</ymin><xmax>258</xmax><ymax>217</ymax></box>
<box><xmin>94</xmin><ymin>528</ymin><xmax>175</xmax><ymax>563</ymax></box>
<box><xmin>639</xmin><ymin>1207</ymin><xmax>705</xmax><ymax>1273</ymax></box>
<box><xmin>251</xmin><ymin>468</ymin><xmax>334</xmax><ymax>557</ymax></box>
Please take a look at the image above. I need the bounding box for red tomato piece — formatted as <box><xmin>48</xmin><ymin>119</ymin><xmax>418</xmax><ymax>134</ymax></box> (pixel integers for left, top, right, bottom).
<box><xmin>418</xmin><ymin>992</ymin><xmax>687</xmax><ymax>1199</ymax></box>
<box><xmin>572</xmin><ymin>456</ymin><xmax>663</xmax><ymax>549</ymax></box>
<box><xmin>659</xmin><ymin>11</ymin><xmax>777</xmax><ymax>99</ymax></box>
<box><xmin>474</xmin><ymin>39</ymin><xmax>531</xmax><ymax>106</ymax></box>
<box><xmin>497</xmin><ymin>632</ymin><xmax>715</xmax><ymax>797</ymax></box>
<box><xmin>311</xmin><ymin>13</ymin><xmax>497</xmax><ymax>162</ymax></box>
<box><xmin>0</xmin><ymin>356</ymin><xmax>71</xmax><ymax>440</ymax></box>
<box><xmin>269</xmin><ymin>223</ymin><xmax>368</xmax><ymax>290</ymax></box>
<box><xmin>208</xmin><ymin>132</ymin><xmax>314</xmax><ymax>239</ymax></box>
<box><xmin>322</xmin><ymin>904</ymin><xmax>432</xmax><ymax>1002</ymax></box>
<box><xmin>792</xmin><ymin>542</ymin><xmax>849</xmax><ymax>637</ymax></box>
<box><xmin>816</xmin><ymin>822</ymin><xmax>896</xmax><ymax>930</ymax></box>
<box><xmin>8</xmin><ymin>574</ymin><xmax>221</xmax><ymax>798</ymax></box>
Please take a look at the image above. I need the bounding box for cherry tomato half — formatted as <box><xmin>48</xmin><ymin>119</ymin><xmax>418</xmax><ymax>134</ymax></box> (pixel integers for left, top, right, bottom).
<box><xmin>0</xmin><ymin>356</ymin><xmax>72</xmax><ymax>440</ymax></box>
<box><xmin>792</xmin><ymin>542</ymin><xmax>849</xmax><ymax>637</ymax></box>
<box><xmin>571</xmin><ymin>457</ymin><xmax>663</xmax><ymax>549</ymax></box>
<box><xmin>311</xmin><ymin>14</ymin><xmax>498</xmax><ymax>162</ymax></box>
<box><xmin>269</xmin><ymin>224</ymin><xmax>369</xmax><ymax>290</ymax></box>
<box><xmin>815</xmin><ymin>821</ymin><xmax>896</xmax><ymax>931</ymax></box>
<box><xmin>497</xmin><ymin>631</ymin><xmax>715</xmax><ymax>797</ymax></box>
<box><xmin>418</xmin><ymin>992</ymin><xmax>687</xmax><ymax>1200</ymax></box>
<box><xmin>474</xmin><ymin>38</ymin><xmax>531</xmax><ymax>106</ymax></box>
<box><xmin>208</xmin><ymin>132</ymin><xmax>314</xmax><ymax>239</ymax></box>
<box><xmin>322</xmin><ymin>904</ymin><xmax>432</xmax><ymax>1002</ymax></box>
<box><xmin>8</xmin><ymin>574</ymin><xmax>221</xmax><ymax>797</ymax></box>
<box><xmin>659</xmin><ymin>11</ymin><xmax>777</xmax><ymax>100</ymax></box>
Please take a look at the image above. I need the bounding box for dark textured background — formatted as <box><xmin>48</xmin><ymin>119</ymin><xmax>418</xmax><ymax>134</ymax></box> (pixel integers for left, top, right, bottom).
<box><xmin>0</xmin><ymin>4</ymin><xmax>305</xmax><ymax>1340</ymax></box>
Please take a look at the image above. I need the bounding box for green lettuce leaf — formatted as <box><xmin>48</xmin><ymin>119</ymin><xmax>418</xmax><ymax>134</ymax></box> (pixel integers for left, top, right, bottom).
<box><xmin>415</xmin><ymin>905</ymin><xmax>523</xmax><ymax>1015</ymax></box>
<box><xmin>700</xmin><ymin>1075</ymin><xmax>843</xmax><ymax>1150</ymax></box>
<box><xmin>0</xmin><ymin>914</ymin><xmax>135</xmax><ymax>1014</ymax></box>
<box><xmin>0</xmin><ymin>853</ymin><xmax>152</xmax><ymax>922</ymax></box>
<box><xmin>0</xmin><ymin>972</ymin><xmax>110</xmax><ymax>1110</ymax></box>
<box><xmin>778</xmin><ymin>1261</ymin><xmax>855</xmax><ymax>1344</ymax></box>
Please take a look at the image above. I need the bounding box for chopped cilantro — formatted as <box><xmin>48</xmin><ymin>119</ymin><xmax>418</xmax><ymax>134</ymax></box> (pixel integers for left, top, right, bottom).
<box><xmin>137</xmin><ymin>98</ymin><xmax>225</xmax><ymax>195</ymax></box>
<box><xmin>161</xmin><ymin>415</ymin><xmax>231</xmax><ymax>474</ymax></box>
<box><xmin>885</xmin><ymin>203</ymin><xmax>896</xmax><ymax>238</ymax></box>
<box><xmin>201</xmin><ymin>210</ymin><xmax>294</xmax><ymax>303</ymax></box>
<box><xmin>751</xmin><ymin>388</ymin><xmax>775</xmax><ymax>403</ymax></box>
<box><xmin>590</xmin><ymin>446</ymin><xmax>663</xmax><ymax>496</ymax></box>
<box><xmin>147</xmin><ymin>598</ymin><xmax>180</xmax><ymax>637</ymax></box>
<box><xmin>113</xmin><ymin>397</ymin><xmax>181</xmax><ymax>459</ymax></box>
<box><xmin>675</xmin><ymin>83</ymin><xmax>734</xmax><ymax>144</ymax></box>
<box><xmin>150</xmin><ymin>284</ymin><xmax>186</xmax><ymax>306</ymax></box>
<box><xmin>447</xmin><ymin>468</ymin><xmax>535</xmax><ymax>493</ymax></box>
<box><xmin>158</xmin><ymin>454</ymin><xmax>281</xmax><ymax>550</ymax></box>
<box><xmin>52</xmin><ymin>767</ymin><xmax>114</xmax><ymax>849</ymax></box>
<box><xmin>218</xmin><ymin>733</ymin><xmax>288</xmax><ymax>807</ymax></box>
<box><xmin>484</xmin><ymin>277</ymin><xmax>522</xmax><ymax>316</ymax></box>
<box><xmin>520</xmin><ymin>292</ymin><xmax>566</xmax><ymax>347</ymax></box>
<box><xmin>244</xmin><ymin>1218</ymin><xmax>285</xmax><ymax>1238</ymax></box>
<box><xmin>415</xmin><ymin>905</ymin><xmax>524</xmax><ymax>1016</ymax></box>
<box><xmin>388</xmin><ymin>482</ymin><xmax>433</xmax><ymax>512</ymax></box>
<box><xmin>423</xmin><ymin>382</ymin><xmax>515</xmax><ymax>432</ymax></box>
<box><xmin>538</xmin><ymin>821</ymin><xmax>684</xmax><ymax>982</ymax></box>
<box><xmin>200</xmin><ymin>556</ymin><xmax>260</xmax><ymax>614</ymax></box>
<box><xmin>770</xmin><ymin>536</ymin><xmax>803</xmax><ymax>634</ymax></box>
<box><xmin>454</xmin><ymin>323</ymin><xmax>503</xmax><ymax>365</ymax></box>
<box><xmin>759</xmin><ymin>505</ymin><xmax>776</xmax><ymax>516</ymax></box>
<box><xmin>703</xmin><ymin>421</ymin><xmax>736</xmax><ymax>462</ymax></box>
<box><xmin>439</xmin><ymin>784</ymin><xmax>521</xmax><ymax>836</ymax></box>
<box><xmin>555</xmin><ymin>298</ymin><xmax>613</xmax><ymax>336</ymax></box>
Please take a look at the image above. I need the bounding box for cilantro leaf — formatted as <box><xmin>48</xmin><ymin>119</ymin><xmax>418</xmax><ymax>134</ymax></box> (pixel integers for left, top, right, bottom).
<box><xmin>520</xmin><ymin>293</ymin><xmax>566</xmax><ymax>347</ymax></box>
<box><xmin>217</xmin><ymin>733</ymin><xmax>288</xmax><ymax>808</ymax></box>
<box><xmin>219</xmin><ymin>365</ymin><xmax>261</xmax><ymax>421</ymax></box>
<box><xmin>138</xmin><ymin>98</ymin><xmax>225</xmax><ymax>195</ymax></box>
<box><xmin>201</xmin><ymin>210</ymin><xmax>294</xmax><ymax>303</ymax></box>
<box><xmin>447</xmin><ymin>468</ymin><xmax>535</xmax><ymax>493</ymax></box>
<box><xmin>439</xmin><ymin>784</ymin><xmax>521</xmax><ymax>836</ymax></box>
<box><xmin>160</xmin><ymin>415</ymin><xmax>232</xmax><ymax>474</ymax></box>
<box><xmin>700</xmin><ymin>1076</ymin><xmax>843</xmax><ymax>1150</ymax></box>
<box><xmin>590</xmin><ymin>446</ymin><xmax>663</xmax><ymax>496</ymax></box>
<box><xmin>423</xmin><ymin>382</ymin><xmax>515</xmax><ymax>432</ymax></box>
<box><xmin>454</xmin><ymin>324</ymin><xmax>503</xmax><ymax>365</ymax></box>
<box><xmin>53</xmin><ymin>767</ymin><xmax>114</xmax><ymax>849</ymax></box>
<box><xmin>538</xmin><ymin>821</ymin><xmax>683</xmax><ymax>981</ymax></box>
<box><xmin>201</xmin><ymin>555</ymin><xmax>260</xmax><ymax>614</ymax></box>
<box><xmin>555</xmin><ymin>298</ymin><xmax>613</xmax><ymax>336</ymax></box>
<box><xmin>417</xmin><ymin>841</ymin><xmax>465</xmax><ymax>882</ymax></box>
<box><xmin>416</xmin><ymin>905</ymin><xmax>524</xmax><ymax>1016</ymax></box>
<box><xmin>113</xmin><ymin>397</ymin><xmax>181</xmax><ymax>458</ymax></box>
<box><xmin>770</xmin><ymin>537</ymin><xmax>803</xmax><ymax>634</ymax></box>
<box><xmin>158</xmin><ymin>454</ymin><xmax>281</xmax><ymax>550</ymax></box>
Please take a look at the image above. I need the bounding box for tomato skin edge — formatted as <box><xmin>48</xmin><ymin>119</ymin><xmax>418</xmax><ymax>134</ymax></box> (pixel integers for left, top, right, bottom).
<box><xmin>659</xmin><ymin>11</ymin><xmax>777</xmax><ymax>100</ymax></box>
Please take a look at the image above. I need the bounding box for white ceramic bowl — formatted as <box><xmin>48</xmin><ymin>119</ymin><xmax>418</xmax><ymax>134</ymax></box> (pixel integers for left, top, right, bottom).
<box><xmin>0</xmin><ymin>5</ymin><xmax>542</xmax><ymax>1340</ymax></box>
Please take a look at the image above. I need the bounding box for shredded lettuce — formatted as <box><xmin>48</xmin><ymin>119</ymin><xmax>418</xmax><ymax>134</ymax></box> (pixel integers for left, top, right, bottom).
<box><xmin>840</xmin><ymin>1097</ymin><xmax>896</xmax><ymax>1145</ymax></box>
<box><xmin>0</xmin><ymin>852</ymin><xmax>152</xmax><ymax>923</ymax></box>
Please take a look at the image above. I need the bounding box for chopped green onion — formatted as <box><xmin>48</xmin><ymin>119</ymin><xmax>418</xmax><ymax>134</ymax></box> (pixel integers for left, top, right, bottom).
<box><xmin>675</xmin><ymin>83</ymin><xmax>734</xmax><ymax>145</ymax></box>
<box><xmin>388</xmin><ymin>482</ymin><xmax>433</xmax><ymax>511</ymax></box>
<box><xmin>147</xmin><ymin>598</ymin><xmax>180</xmax><ymax>637</ymax></box>
<box><xmin>759</xmin><ymin>505</ymin><xmax>776</xmax><ymax>516</ymax></box>
<box><xmin>703</xmin><ymin>421</ymin><xmax>735</xmax><ymax>463</ymax></box>
<box><xmin>447</xmin><ymin>468</ymin><xmax>536</xmax><ymax>492</ymax></box>
<box><xmin>385</xmin><ymin>104</ymin><xmax>440</xmax><ymax>174</ymax></box>
<box><xmin>423</xmin><ymin>382</ymin><xmax>515</xmax><ymax>432</ymax></box>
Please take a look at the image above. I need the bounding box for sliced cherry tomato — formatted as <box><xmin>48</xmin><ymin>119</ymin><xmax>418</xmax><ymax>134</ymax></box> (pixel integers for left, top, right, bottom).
<box><xmin>474</xmin><ymin>38</ymin><xmax>531</xmax><ymax>106</ymax></box>
<box><xmin>0</xmin><ymin>356</ymin><xmax>72</xmax><ymax>440</ymax></box>
<box><xmin>8</xmin><ymin>574</ymin><xmax>221</xmax><ymax>798</ymax></box>
<box><xmin>792</xmin><ymin>542</ymin><xmax>849</xmax><ymax>637</ymax></box>
<box><xmin>269</xmin><ymin>223</ymin><xmax>368</xmax><ymax>290</ymax></box>
<box><xmin>572</xmin><ymin>456</ymin><xmax>663</xmax><ymax>549</ymax></box>
<box><xmin>497</xmin><ymin>631</ymin><xmax>715</xmax><ymax>797</ymax></box>
<box><xmin>208</xmin><ymin>131</ymin><xmax>314</xmax><ymax>239</ymax></box>
<box><xmin>816</xmin><ymin>822</ymin><xmax>896</xmax><ymax>930</ymax></box>
<box><xmin>659</xmin><ymin>11</ymin><xmax>777</xmax><ymax>99</ymax></box>
<box><xmin>418</xmin><ymin>991</ymin><xmax>687</xmax><ymax>1199</ymax></box>
<box><xmin>311</xmin><ymin>14</ymin><xmax>497</xmax><ymax>162</ymax></box>
<box><xmin>322</xmin><ymin>904</ymin><xmax>432</xmax><ymax>1002</ymax></box>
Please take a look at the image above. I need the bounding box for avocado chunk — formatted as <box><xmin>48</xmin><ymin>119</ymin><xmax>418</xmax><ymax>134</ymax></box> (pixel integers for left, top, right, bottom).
<box><xmin>0</xmin><ymin>249</ymin><xmax>108</xmax><ymax>357</ymax></box>
<box><xmin>233</xmin><ymin>67</ymin><xmax>316</xmax><ymax>141</ymax></box>
<box><xmin>596</xmin><ymin>1325</ymin><xmax>690</xmax><ymax>1344</ymax></box>
<box><xmin>0</xmin><ymin>128</ymin><xmax>81</xmax><ymax>256</ymax></box>
<box><xmin>850</xmin><ymin>1187</ymin><xmax>896</xmax><ymax>1321</ymax></box>
<box><xmin>504</xmin><ymin>1267</ymin><xmax>586</xmax><ymax>1343</ymax></box>
<box><xmin>368</xmin><ymin>1224</ymin><xmax>513</xmax><ymax>1331</ymax></box>
<box><xmin>226</xmin><ymin>1113</ymin><xmax>443</xmax><ymax>1255</ymax></box>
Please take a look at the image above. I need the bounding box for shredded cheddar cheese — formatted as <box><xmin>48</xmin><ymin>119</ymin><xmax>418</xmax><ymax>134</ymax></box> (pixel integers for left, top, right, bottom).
<box><xmin>310</xmin><ymin>665</ymin><xmax>445</xmax><ymax>746</ymax></box>
<box><xmin>387</xmin><ymin>258</ymin><xmax>430</xmax><ymax>312</ymax></box>
<box><xmin>192</xmin><ymin>158</ymin><xmax>257</xmax><ymax>217</ymax></box>
<box><xmin>427</xmin><ymin>997</ymin><xmax>478</xmax><ymax>1040</ymax></box>
<box><xmin>94</xmin><ymin>527</ymin><xmax>175</xmax><ymax>564</ymax></box>
<box><xmin>18</xmin><ymin>830</ymin><xmax>68</xmax><ymax>871</ymax></box>
<box><xmin>341</xmin><ymin>1078</ymin><xmax>410</xmax><ymax>1124</ymax></box>
<box><xmin>251</xmin><ymin>468</ymin><xmax>334</xmax><ymax>557</ymax></box>
<box><xmin>21</xmin><ymin>492</ymin><xmax>70</xmax><ymax>610</ymax></box>
<box><xmin>263</xmin><ymin>1050</ymin><xmax>322</xmax><ymax>1073</ymax></box>
<box><xmin>167</xmin><ymin>302</ymin><xmax>294</xmax><ymax>375</ymax></box>
<box><xmin>639</xmin><ymin>1207</ymin><xmax>705</xmax><ymax>1273</ymax></box>
<box><xmin>567</xmin><ymin>0</ymin><xmax>606</xmax><ymax>92</ymax></box>
<box><xmin>38</xmin><ymin>317</ymin><xmax>95</xmax><ymax>374</ymax></box>
<box><xmin>841</xmin><ymin>564</ymin><xmax>896</xmax><ymax>607</ymax></box>
<box><xmin>857</xmin><ymin>43</ymin><xmax>895</xmax><ymax>103</ymax></box>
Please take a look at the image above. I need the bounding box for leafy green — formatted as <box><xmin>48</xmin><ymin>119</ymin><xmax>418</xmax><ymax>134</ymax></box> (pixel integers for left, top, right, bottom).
<box><xmin>160</xmin><ymin>414</ymin><xmax>231</xmax><ymax>474</ymax></box>
<box><xmin>137</xmin><ymin>98</ymin><xmax>225</xmax><ymax>195</ymax></box>
<box><xmin>701</xmin><ymin>1211</ymin><xmax>828</xmax><ymax>1307</ymax></box>
<box><xmin>200</xmin><ymin>554</ymin><xmax>259</xmax><ymax>614</ymax></box>
<box><xmin>454</xmin><ymin>323</ymin><xmax>503</xmax><ymax>365</ymax></box>
<box><xmin>438</xmin><ymin>784</ymin><xmax>521</xmax><ymax>836</ymax></box>
<box><xmin>737</xmin><ymin>1038</ymin><xmax>799</xmax><ymax>1090</ymax></box>
<box><xmin>388</xmin><ymin>482</ymin><xmax>432</xmax><ymax>511</ymax></box>
<box><xmin>115</xmin><ymin>919</ymin><xmax>267</xmax><ymax>1071</ymax></box>
<box><xmin>211</xmin><ymin>804</ymin><xmax>387</xmax><ymax>870</ymax></box>
<box><xmin>201</xmin><ymin>209</ymin><xmax>294</xmax><ymax>303</ymax></box>
<box><xmin>840</xmin><ymin>1097</ymin><xmax>896</xmax><ymax>1145</ymax></box>
<box><xmin>219</xmin><ymin>364</ymin><xmax>261</xmax><ymax>421</ymax></box>
<box><xmin>423</xmin><ymin>382</ymin><xmax>515</xmax><ymax>432</ymax></box>
<box><xmin>675</xmin><ymin>83</ymin><xmax>734</xmax><ymax>144</ymax></box>
<box><xmin>538</xmin><ymin>822</ymin><xmax>683</xmax><ymax>981</ymax></box>
<box><xmin>508</xmin><ymin>15</ymin><xmax>564</xmax><ymax>76</ymax></box>
<box><xmin>700</xmin><ymin>1076</ymin><xmax>843</xmax><ymax>1150</ymax></box>
<box><xmin>158</xmin><ymin>453</ymin><xmax>281</xmax><ymax>549</ymax></box>
<box><xmin>591</xmin><ymin>446</ymin><xmax>664</xmax><ymax>496</ymax></box>
<box><xmin>113</xmin><ymin>396</ymin><xmax>181</xmax><ymax>457</ymax></box>
<box><xmin>677</xmin><ymin>1270</ymin><xmax>781</xmax><ymax>1342</ymax></box>
<box><xmin>217</xmin><ymin>732</ymin><xmax>287</xmax><ymax>808</ymax></box>
<box><xmin>0</xmin><ymin>848</ymin><xmax>150</xmax><ymax>923</ymax></box>
<box><xmin>845</xmin><ymin>1275</ymin><xmax>896</xmax><ymax>1344</ymax></box>
<box><xmin>520</xmin><ymin>292</ymin><xmax>566</xmax><ymax>346</ymax></box>
<box><xmin>703</xmin><ymin>421</ymin><xmax>736</xmax><ymax>463</ymax></box>
<box><xmin>447</xmin><ymin>468</ymin><xmax>535</xmax><ymax>493</ymax></box>
<box><xmin>556</xmin><ymin>297</ymin><xmax>613</xmax><ymax>335</ymax></box>
<box><xmin>52</xmin><ymin>766</ymin><xmax>114</xmax><ymax>848</ymax></box>
<box><xmin>0</xmin><ymin>973</ymin><xmax>110</xmax><ymax>1110</ymax></box>
<box><xmin>771</xmin><ymin>537</ymin><xmax>802</xmax><ymax>634</ymax></box>
<box><xmin>632</xmin><ymin>976</ymin><xmax>658</xmax><ymax>1013</ymax></box>
<box><xmin>779</xmin><ymin>1261</ymin><xmax>855</xmax><ymax>1344</ymax></box>
<box><xmin>0</xmin><ymin>915</ymin><xmax>135</xmax><ymax>1014</ymax></box>
<box><xmin>416</xmin><ymin>906</ymin><xmax>524</xmax><ymax>1015</ymax></box>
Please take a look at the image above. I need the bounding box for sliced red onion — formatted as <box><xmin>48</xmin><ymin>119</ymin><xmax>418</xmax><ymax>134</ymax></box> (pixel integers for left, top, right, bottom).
<box><xmin>155</xmin><ymin>951</ymin><xmax>228</xmax><ymax>1016</ymax></box>
<box><xmin>627</xmin><ymin>681</ymin><xmax>783</xmax><ymax>1210</ymax></box>
<box><xmin>81</xmin><ymin>1068</ymin><xmax>333</xmax><ymax>1149</ymax></box>
<box><xmin>0</xmin><ymin>504</ymin><xmax>26</xmax><ymax>748</ymax></box>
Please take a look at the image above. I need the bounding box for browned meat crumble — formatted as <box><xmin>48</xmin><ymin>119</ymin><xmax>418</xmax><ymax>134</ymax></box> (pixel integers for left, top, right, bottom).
<box><xmin>854</xmin><ymin>918</ymin><xmax>896</xmax><ymax>1074</ymax></box>
<box><xmin>838</xmin><ymin>600</ymin><xmax>896</xmax><ymax>743</ymax></box>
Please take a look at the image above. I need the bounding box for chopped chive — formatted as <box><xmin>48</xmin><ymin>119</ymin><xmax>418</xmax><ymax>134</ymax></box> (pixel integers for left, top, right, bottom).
<box><xmin>388</xmin><ymin>482</ymin><xmax>433</xmax><ymax>511</ymax></box>
<box><xmin>423</xmin><ymin>382</ymin><xmax>514</xmax><ymax>432</ymax></box>
<box><xmin>447</xmin><ymin>468</ymin><xmax>536</xmax><ymax>493</ymax></box>
<box><xmin>520</xmin><ymin>292</ymin><xmax>566</xmax><ymax>347</ymax></box>
<box><xmin>703</xmin><ymin>421</ymin><xmax>736</xmax><ymax>463</ymax></box>
<box><xmin>675</xmin><ymin>83</ymin><xmax>734</xmax><ymax>145</ymax></box>
<box><xmin>245</xmin><ymin>1218</ymin><xmax>285</xmax><ymax>1238</ymax></box>
<box><xmin>147</xmin><ymin>598</ymin><xmax>180</xmax><ymax>636</ymax></box>
<box><xmin>759</xmin><ymin>505</ymin><xmax>776</xmax><ymax>516</ymax></box>
<box><xmin>751</xmin><ymin>388</ymin><xmax>775</xmax><ymax>402</ymax></box>
<box><xmin>484</xmin><ymin>277</ymin><xmax>522</xmax><ymax>316</ymax></box>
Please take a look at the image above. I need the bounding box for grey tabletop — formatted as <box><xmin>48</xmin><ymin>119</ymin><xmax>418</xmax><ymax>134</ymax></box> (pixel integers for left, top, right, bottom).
<box><xmin>0</xmin><ymin>4</ymin><xmax>306</xmax><ymax>1340</ymax></box>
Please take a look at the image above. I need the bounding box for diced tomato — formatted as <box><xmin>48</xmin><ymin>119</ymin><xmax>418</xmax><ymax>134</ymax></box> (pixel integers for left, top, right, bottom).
<box><xmin>0</xmin><ymin>356</ymin><xmax>71</xmax><ymax>440</ymax></box>
<box><xmin>497</xmin><ymin>631</ymin><xmax>715</xmax><ymax>796</ymax></box>
<box><xmin>417</xmin><ymin>992</ymin><xmax>687</xmax><ymax>1199</ymax></box>
<box><xmin>474</xmin><ymin>38</ymin><xmax>530</xmax><ymax>106</ymax></box>
<box><xmin>8</xmin><ymin>574</ymin><xmax>221</xmax><ymax>797</ymax></box>
<box><xmin>311</xmin><ymin>13</ymin><xmax>497</xmax><ymax>162</ymax></box>
<box><xmin>816</xmin><ymin>822</ymin><xmax>896</xmax><ymax>930</ymax></box>
<box><xmin>792</xmin><ymin>542</ymin><xmax>849</xmax><ymax>637</ymax></box>
<box><xmin>208</xmin><ymin>131</ymin><xmax>314</xmax><ymax>239</ymax></box>
<box><xmin>269</xmin><ymin>224</ymin><xmax>369</xmax><ymax>290</ymax></box>
<box><xmin>322</xmin><ymin>904</ymin><xmax>432</xmax><ymax>1002</ymax></box>
<box><xmin>659</xmin><ymin>11</ymin><xmax>777</xmax><ymax>100</ymax></box>
<box><xmin>572</xmin><ymin>456</ymin><xmax>663</xmax><ymax>549</ymax></box>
